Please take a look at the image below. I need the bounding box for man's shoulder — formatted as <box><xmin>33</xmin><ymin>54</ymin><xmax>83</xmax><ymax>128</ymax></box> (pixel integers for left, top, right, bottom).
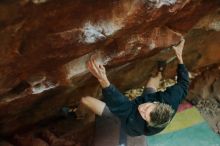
<box><xmin>132</xmin><ymin>94</ymin><xmax>156</xmax><ymax>104</ymax></box>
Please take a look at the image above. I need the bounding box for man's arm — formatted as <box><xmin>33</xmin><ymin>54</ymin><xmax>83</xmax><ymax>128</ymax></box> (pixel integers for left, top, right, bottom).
<box><xmin>153</xmin><ymin>39</ymin><xmax>189</xmax><ymax>110</ymax></box>
<box><xmin>173</xmin><ymin>39</ymin><xmax>184</xmax><ymax>64</ymax></box>
<box><xmin>172</xmin><ymin>39</ymin><xmax>189</xmax><ymax>90</ymax></box>
<box><xmin>87</xmin><ymin>56</ymin><xmax>129</xmax><ymax>112</ymax></box>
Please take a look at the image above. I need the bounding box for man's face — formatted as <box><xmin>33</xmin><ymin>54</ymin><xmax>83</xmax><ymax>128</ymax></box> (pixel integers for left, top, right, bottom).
<box><xmin>138</xmin><ymin>102</ymin><xmax>157</xmax><ymax>123</ymax></box>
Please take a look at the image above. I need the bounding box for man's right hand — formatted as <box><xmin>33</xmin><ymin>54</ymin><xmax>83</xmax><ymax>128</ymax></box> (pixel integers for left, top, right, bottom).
<box><xmin>172</xmin><ymin>39</ymin><xmax>185</xmax><ymax>64</ymax></box>
<box><xmin>87</xmin><ymin>55</ymin><xmax>110</xmax><ymax>88</ymax></box>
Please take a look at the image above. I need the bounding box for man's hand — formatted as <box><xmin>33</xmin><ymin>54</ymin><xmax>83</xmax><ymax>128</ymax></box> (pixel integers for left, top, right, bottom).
<box><xmin>87</xmin><ymin>55</ymin><xmax>110</xmax><ymax>88</ymax></box>
<box><xmin>172</xmin><ymin>39</ymin><xmax>185</xmax><ymax>64</ymax></box>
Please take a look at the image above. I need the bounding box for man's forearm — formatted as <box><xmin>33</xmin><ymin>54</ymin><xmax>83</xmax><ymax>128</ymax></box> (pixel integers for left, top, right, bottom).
<box><xmin>178</xmin><ymin>57</ymin><xmax>183</xmax><ymax>64</ymax></box>
<box><xmin>176</xmin><ymin>53</ymin><xmax>183</xmax><ymax>64</ymax></box>
<box><xmin>98</xmin><ymin>78</ymin><xmax>110</xmax><ymax>88</ymax></box>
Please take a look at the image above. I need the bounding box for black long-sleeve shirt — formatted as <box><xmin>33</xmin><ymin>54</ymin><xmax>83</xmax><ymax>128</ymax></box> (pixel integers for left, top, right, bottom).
<box><xmin>102</xmin><ymin>64</ymin><xmax>189</xmax><ymax>136</ymax></box>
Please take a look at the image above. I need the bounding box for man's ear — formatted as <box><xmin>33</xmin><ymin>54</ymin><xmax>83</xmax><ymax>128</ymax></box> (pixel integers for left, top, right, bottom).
<box><xmin>148</xmin><ymin>121</ymin><xmax>155</xmax><ymax>127</ymax></box>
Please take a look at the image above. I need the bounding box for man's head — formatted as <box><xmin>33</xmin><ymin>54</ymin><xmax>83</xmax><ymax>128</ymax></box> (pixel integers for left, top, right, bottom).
<box><xmin>138</xmin><ymin>102</ymin><xmax>174</xmax><ymax>128</ymax></box>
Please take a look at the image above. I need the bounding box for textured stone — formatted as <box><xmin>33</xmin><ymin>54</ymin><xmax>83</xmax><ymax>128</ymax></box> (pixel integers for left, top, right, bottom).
<box><xmin>13</xmin><ymin>135</ymin><xmax>49</xmax><ymax>146</ymax></box>
<box><xmin>186</xmin><ymin>67</ymin><xmax>220</xmax><ymax>135</ymax></box>
<box><xmin>0</xmin><ymin>141</ymin><xmax>14</xmax><ymax>146</ymax></box>
<box><xmin>0</xmin><ymin>0</ymin><xmax>220</xmax><ymax>144</ymax></box>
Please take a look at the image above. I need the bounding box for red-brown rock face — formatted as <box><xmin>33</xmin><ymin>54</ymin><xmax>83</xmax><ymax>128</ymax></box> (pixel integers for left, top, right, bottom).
<box><xmin>0</xmin><ymin>0</ymin><xmax>220</xmax><ymax>145</ymax></box>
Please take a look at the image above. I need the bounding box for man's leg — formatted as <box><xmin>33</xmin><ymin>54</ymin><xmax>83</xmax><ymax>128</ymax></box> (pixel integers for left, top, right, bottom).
<box><xmin>81</xmin><ymin>97</ymin><xmax>121</xmax><ymax>146</ymax></box>
<box><xmin>81</xmin><ymin>96</ymin><xmax>106</xmax><ymax>116</ymax></box>
<box><xmin>146</xmin><ymin>72</ymin><xmax>162</xmax><ymax>90</ymax></box>
<box><xmin>141</xmin><ymin>72</ymin><xmax>162</xmax><ymax>97</ymax></box>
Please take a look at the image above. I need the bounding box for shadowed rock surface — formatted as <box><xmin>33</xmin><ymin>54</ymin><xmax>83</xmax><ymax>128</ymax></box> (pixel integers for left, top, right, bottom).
<box><xmin>0</xmin><ymin>0</ymin><xmax>220</xmax><ymax>145</ymax></box>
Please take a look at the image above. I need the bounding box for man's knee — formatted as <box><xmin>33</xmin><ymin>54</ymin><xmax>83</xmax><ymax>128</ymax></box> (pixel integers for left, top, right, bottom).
<box><xmin>80</xmin><ymin>96</ymin><xmax>106</xmax><ymax>116</ymax></box>
<box><xmin>146</xmin><ymin>82</ymin><xmax>157</xmax><ymax>90</ymax></box>
<box><xmin>81</xmin><ymin>96</ymin><xmax>93</xmax><ymax>105</ymax></box>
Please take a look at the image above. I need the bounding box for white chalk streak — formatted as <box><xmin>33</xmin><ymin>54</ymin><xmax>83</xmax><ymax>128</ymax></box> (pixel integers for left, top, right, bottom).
<box><xmin>149</xmin><ymin>40</ymin><xmax>156</xmax><ymax>50</ymax></box>
<box><xmin>32</xmin><ymin>82</ymin><xmax>58</xmax><ymax>94</ymax></box>
<box><xmin>80</xmin><ymin>21</ymin><xmax>123</xmax><ymax>44</ymax></box>
<box><xmin>32</xmin><ymin>0</ymin><xmax>47</xmax><ymax>4</ymax></box>
<box><xmin>65</xmin><ymin>52</ymin><xmax>112</xmax><ymax>79</ymax></box>
<box><xmin>146</xmin><ymin>0</ymin><xmax>177</xmax><ymax>8</ymax></box>
<box><xmin>209</xmin><ymin>21</ymin><xmax>220</xmax><ymax>31</ymax></box>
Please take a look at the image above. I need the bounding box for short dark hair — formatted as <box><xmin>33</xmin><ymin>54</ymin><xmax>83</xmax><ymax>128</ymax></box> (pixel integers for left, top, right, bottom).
<box><xmin>149</xmin><ymin>103</ymin><xmax>174</xmax><ymax>128</ymax></box>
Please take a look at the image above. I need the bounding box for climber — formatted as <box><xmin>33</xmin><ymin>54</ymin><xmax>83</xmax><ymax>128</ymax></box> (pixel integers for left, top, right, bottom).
<box><xmin>80</xmin><ymin>38</ymin><xmax>189</xmax><ymax>137</ymax></box>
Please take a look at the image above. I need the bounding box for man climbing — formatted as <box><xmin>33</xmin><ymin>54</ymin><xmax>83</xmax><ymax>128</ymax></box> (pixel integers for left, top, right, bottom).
<box><xmin>81</xmin><ymin>38</ymin><xmax>189</xmax><ymax>138</ymax></box>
